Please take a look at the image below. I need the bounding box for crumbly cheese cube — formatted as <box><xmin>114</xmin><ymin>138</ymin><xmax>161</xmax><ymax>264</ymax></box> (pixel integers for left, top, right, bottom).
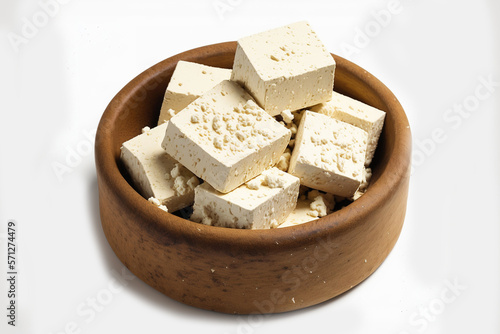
<box><xmin>288</xmin><ymin>110</ymin><xmax>368</xmax><ymax>197</ymax></box>
<box><xmin>120</xmin><ymin>123</ymin><xmax>199</xmax><ymax>212</ymax></box>
<box><xmin>191</xmin><ymin>168</ymin><xmax>299</xmax><ymax>229</ymax></box>
<box><xmin>278</xmin><ymin>190</ymin><xmax>335</xmax><ymax>228</ymax></box>
<box><xmin>310</xmin><ymin>92</ymin><xmax>386</xmax><ymax>165</ymax></box>
<box><xmin>231</xmin><ymin>21</ymin><xmax>335</xmax><ymax>116</ymax></box>
<box><xmin>162</xmin><ymin>80</ymin><xmax>291</xmax><ymax>193</ymax></box>
<box><xmin>158</xmin><ymin>61</ymin><xmax>232</xmax><ymax>124</ymax></box>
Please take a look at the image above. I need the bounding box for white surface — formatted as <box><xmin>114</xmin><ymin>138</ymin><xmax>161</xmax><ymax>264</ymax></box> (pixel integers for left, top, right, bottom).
<box><xmin>1</xmin><ymin>0</ymin><xmax>499</xmax><ymax>333</ymax></box>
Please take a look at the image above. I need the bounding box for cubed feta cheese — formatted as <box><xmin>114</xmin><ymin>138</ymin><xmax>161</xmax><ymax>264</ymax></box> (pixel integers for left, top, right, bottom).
<box><xmin>158</xmin><ymin>61</ymin><xmax>232</xmax><ymax>124</ymax></box>
<box><xmin>288</xmin><ymin>110</ymin><xmax>367</xmax><ymax>197</ymax></box>
<box><xmin>162</xmin><ymin>80</ymin><xmax>291</xmax><ymax>193</ymax></box>
<box><xmin>120</xmin><ymin>123</ymin><xmax>199</xmax><ymax>212</ymax></box>
<box><xmin>231</xmin><ymin>21</ymin><xmax>335</xmax><ymax>116</ymax></box>
<box><xmin>310</xmin><ymin>91</ymin><xmax>386</xmax><ymax>165</ymax></box>
<box><xmin>191</xmin><ymin>168</ymin><xmax>300</xmax><ymax>229</ymax></box>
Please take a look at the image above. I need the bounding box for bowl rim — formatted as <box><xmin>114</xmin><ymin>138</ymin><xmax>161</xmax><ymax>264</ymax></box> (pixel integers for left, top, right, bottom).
<box><xmin>95</xmin><ymin>41</ymin><xmax>411</xmax><ymax>251</ymax></box>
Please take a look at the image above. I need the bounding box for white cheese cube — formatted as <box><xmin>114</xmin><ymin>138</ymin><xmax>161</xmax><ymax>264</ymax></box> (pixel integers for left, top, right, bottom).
<box><xmin>191</xmin><ymin>168</ymin><xmax>300</xmax><ymax>229</ymax></box>
<box><xmin>288</xmin><ymin>110</ymin><xmax>368</xmax><ymax>197</ymax></box>
<box><xmin>310</xmin><ymin>91</ymin><xmax>386</xmax><ymax>165</ymax></box>
<box><xmin>158</xmin><ymin>61</ymin><xmax>232</xmax><ymax>124</ymax></box>
<box><xmin>162</xmin><ymin>80</ymin><xmax>291</xmax><ymax>193</ymax></box>
<box><xmin>231</xmin><ymin>21</ymin><xmax>335</xmax><ymax>116</ymax></box>
<box><xmin>120</xmin><ymin>123</ymin><xmax>199</xmax><ymax>212</ymax></box>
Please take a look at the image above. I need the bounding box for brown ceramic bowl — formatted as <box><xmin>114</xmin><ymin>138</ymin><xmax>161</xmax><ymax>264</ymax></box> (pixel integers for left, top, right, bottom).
<box><xmin>95</xmin><ymin>42</ymin><xmax>411</xmax><ymax>314</ymax></box>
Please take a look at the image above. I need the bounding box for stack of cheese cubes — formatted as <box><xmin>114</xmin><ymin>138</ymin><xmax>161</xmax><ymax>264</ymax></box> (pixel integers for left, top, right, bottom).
<box><xmin>120</xmin><ymin>21</ymin><xmax>386</xmax><ymax>229</ymax></box>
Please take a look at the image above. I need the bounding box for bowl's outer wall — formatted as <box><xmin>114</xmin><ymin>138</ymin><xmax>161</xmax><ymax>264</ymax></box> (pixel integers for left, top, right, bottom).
<box><xmin>95</xmin><ymin>42</ymin><xmax>412</xmax><ymax>314</ymax></box>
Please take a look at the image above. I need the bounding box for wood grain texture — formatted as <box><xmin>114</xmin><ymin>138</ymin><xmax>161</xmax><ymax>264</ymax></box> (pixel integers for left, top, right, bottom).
<box><xmin>95</xmin><ymin>42</ymin><xmax>412</xmax><ymax>314</ymax></box>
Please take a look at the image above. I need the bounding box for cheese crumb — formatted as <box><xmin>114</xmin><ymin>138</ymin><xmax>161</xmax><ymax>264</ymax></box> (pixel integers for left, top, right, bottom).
<box><xmin>148</xmin><ymin>197</ymin><xmax>169</xmax><ymax>212</ymax></box>
<box><xmin>262</xmin><ymin>170</ymin><xmax>287</xmax><ymax>188</ymax></box>
<box><xmin>173</xmin><ymin>176</ymin><xmax>188</xmax><ymax>195</ymax></box>
<box><xmin>287</xmin><ymin>122</ymin><xmax>297</xmax><ymax>136</ymax></box>
<box><xmin>307</xmin><ymin>190</ymin><xmax>335</xmax><ymax>217</ymax></box>
<box><xmin>191</xmin><ymin>114</ymin><xmax>200</xmax><ymax>123</ymax></box>
<box><xmin>281</xmin><ymin>109</ymin><xmax>294</xmax><ymax>124</ymax></box>
<box><xmin>171</xmin><ymin>163</ymin><xmax>182</xmax><ymax>178</ymax></box>
<box><xmin>148</xmin><ymin>197</ymin><xmax>161</xmax><ymax>206</ymax></box>
<box><xmin>187</xmin><ymin>176</ymin><xmax>200</xmax><ymax>190</ymax></box>
<box><xmin>168</xmin><ymin>163</ymin><xmax>201</xmax><ymax>196</ymax></box>
<box><xmin>142</xmin><ymin>126</ymin><xmax>151</xmax><ymax>134</ymax></box>
<box><xmin>276</xmin><ymin>149</ymin><xmax>291</xmax><ymax>172</ymax></box>
<box><xmin>213</xmin><ymin>136</ymin><xmax>223</xmax><ymax>149</ymax></box>
<box><xmin>246</xmin><ymin>178</ymin><xmax>262</xmax><ymax>190</ymax></box>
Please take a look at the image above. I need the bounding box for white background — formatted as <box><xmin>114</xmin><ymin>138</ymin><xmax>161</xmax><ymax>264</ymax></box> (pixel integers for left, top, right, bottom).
<box><xmin>1</xmin><ymin>0</ymin><xmax>499</xmax><ymax>333</ymax></box>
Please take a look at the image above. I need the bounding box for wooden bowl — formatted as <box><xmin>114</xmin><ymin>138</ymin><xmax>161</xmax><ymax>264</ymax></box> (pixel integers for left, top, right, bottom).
<box><xmin>95</xmin><ymin>42</ymin><xmax>412</xmax><ymax>314</ymax></box>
